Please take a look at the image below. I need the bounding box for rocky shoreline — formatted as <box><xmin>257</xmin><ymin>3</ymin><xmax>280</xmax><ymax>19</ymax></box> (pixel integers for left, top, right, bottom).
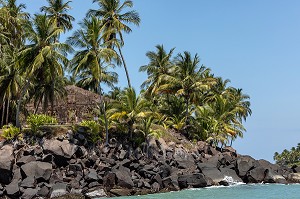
<box><xmin>0</xmin><ymin>129</ymin><xmax>300</xmax><ymax>199</ymax></box>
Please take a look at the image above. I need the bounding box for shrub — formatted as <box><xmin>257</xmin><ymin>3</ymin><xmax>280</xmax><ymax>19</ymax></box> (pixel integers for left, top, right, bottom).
<box><xmin>2</xmin><ymin>124</ymin><xmax>21</xmax><ymax>141</ymax></box>
<box><xmin>27</xmin><ymin>114</ymin><xmax>58</xmax><ymax>133</ymax></box>
<box><xmin>79</xmin><ymin>120</ymin><xmax>103</xmax><ymax>143</ymax></box>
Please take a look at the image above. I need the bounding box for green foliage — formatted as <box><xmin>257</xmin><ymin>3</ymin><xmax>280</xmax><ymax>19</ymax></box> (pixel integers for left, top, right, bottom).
<box><xmin>274</xmin><ymin>144</ymin><xmax>300</xmax><ymax>166</ymax></box>
<box><xmin>79</xmin><ymin>120</ymin><xmax>103</xmax><ymax>143</ymax></box>
<box><xmin>27</xmin><ymin>114</ymin><xmax>57</xmax><ymax>133</ymax></box>
<box><xmin>1</xmin><ymin>124</ymin><xmax>21</xmax><ymax>141</ymax></box>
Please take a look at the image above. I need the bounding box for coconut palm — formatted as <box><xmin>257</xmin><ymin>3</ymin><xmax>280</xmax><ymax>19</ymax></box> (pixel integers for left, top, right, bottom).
<box><xmin>139</xmin><ymin>45</ymin><xmax>175</xmax><ymax>94</ymax></box>
<box><xmin>108</xmin><ymin>87</ymin><xmax>151</xmax><ymax>140</ymax></box>
<box><xmin>68</xmin><ymin>16</ymin><xmax>119</xmax><ymax>144</ymax></box>
<box><xmin>16</xmin><ymin>14</ymin><xmax>70</xmax><ymax>127</ymax></box>
<box><xmin>41</xmin><ymin>0</ymin><xmax>75</xmax><ymax>33</ymax></box>
<box><xmin>88</xmin><ymin>0</ymin><xmax>140</xmax><ymax>88</ymax></box>
<box><xmin>159</xmin><ymin>51</ymin><xmax>216</xmax><ymax>125</ymax></box>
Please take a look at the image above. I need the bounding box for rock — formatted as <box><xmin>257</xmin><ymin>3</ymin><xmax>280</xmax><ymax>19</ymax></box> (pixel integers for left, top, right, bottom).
<box><xmin>50</xmin><ymin>183</ymin><xmax>70</xmax><ymax>198</ymax></box>
<box><xmin>264</xmin><ymin>169</ymin><xmax>287</xmax><ymax>184</ymax></box>
<box><xmin>198</xmin><ymin>163</ymin><xmax>224</xmax><ymax>185</ymax></box>
<box><xmin>103</xmin><ymin>172</ymin><xmax>116</xmax><ymax>189</ymax></box>
<box><xmin>37</xmin><ymin>186</ymin><xmax>50</xmax><ymax>197</ymax></box>
<box><xmin>16</xmin><ymin>155</ymin><xmax>36</xmax><ymax>167</ymax></box>
<box><xmin>22</xmin><ymin>188</ymin><xmax>39</xmax><ymax>199</ymax></box>
<box><xmin>43</xmin><ymin>139</ymin><xmax>78</xmax><ymax>159</ymax></box>
<box><xmin>110</xmin><ymin>188</ymin><xmax>131</xmax><ymax>196</ymax></box>
<box><xmin>20</xmin><ymin>177</ymin><xmax>36</xmax><ymax>188</ymax></box>
<box><xmin>5</xmin><ymin>180</ymin><xmax>20</xmax><ymax>197</ymax></box>
<box><xmin>223</xmin><ymin>146</ymin><xmax>237</xmax><ymax>155</ymax></box>
<box><xmin>287</xmin><ymin>173</ymin><xmax>300</xmax><ymax>183</ymax></box>
<box><xmin>220</xmin><ymin>167</ymin><xmax>243</xmax><ymax>183</ymax></box>
<box><xmin>178</xmin><ymin>173</ymin><xmax>208</xmax><ymax>189</ymax></box>
<box><xmin>162</xmin><ymin>175</ymin><xmax>179</xmax><ymax>191</ymax></box>
<box><xmin>113</xmin><ymin>166</ymin><xmax>134</xmax><ymax>189</ymax></box>
<box><xmin>85</xmin><ymin>189</ymin><xmax>107</xmax><ymax>198</ymax></box>
<box><xmin>247</xmin><ymin>166</ymin><xmax>266</xmax><ymax>183</ymax></box>
<box><xmin>292</xmin><ymin>166</ymin><xmax>300</xmax><ymax>173</ymax></box>
<box><xmin>174</xmin><ymin>148</ymin><xmax>196</xmax><ymax>171</ymax></box>
<box><xmin>85</xmin><ymin>169</ymin><xmax>99</xmax><ymax>182</ymax></box>
<box><xmin>21</xmin><ymin>161</ymin><xmax>52</xmax><ymax>181</ymax></box>
<box><xmin>0</xmin><ymin>145</ymin><xmax>14</xmax><ymax>184</ymax></box>
<box><xmin>236</xmin><ymin>155</ymin><xmax>258</xmax><ymax>177</ymax></box>
<box><xmin>119</xmin><ymin>150</ymin><xmax>127</xmax><ymax>160</ymax></box>
<box><xmin>151</xmin><ymin>182</ymin><xmax>160</xmax><ymax>192</ymax></box>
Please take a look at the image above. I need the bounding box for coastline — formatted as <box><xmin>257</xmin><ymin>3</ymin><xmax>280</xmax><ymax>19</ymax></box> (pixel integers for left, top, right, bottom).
<box><xmin>0</xmin><ymin>128</ymin><xmax>299</xmax><ymax>199</ymax></box>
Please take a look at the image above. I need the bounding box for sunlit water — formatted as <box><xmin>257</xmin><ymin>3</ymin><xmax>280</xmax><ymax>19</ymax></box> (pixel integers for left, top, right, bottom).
<box><xmin>109</xmin><ymin>184</ymin><xmax>300</xmax><ymax>199</ymax></box>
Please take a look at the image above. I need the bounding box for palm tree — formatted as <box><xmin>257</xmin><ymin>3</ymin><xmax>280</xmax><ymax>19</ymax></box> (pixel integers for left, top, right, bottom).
<box><xmin>41</xmin><ymin>0</ymin><xmax>75</xmax><ymax>33</ymax></box>
<box><xmin>139</xmin><ymin>44</ymin><xmax>175</xmax><ymax>95</ymax></box>
<box><xmin>159</xmin><ymin>51</ymin><xmax>216</xmax><ymax>125</ymax></box>
<box><xmin>16</xmin><ymin>14</ymin><xmax>70</xmax><ymax>127</ymax></box>
<box><xmin>88</xmin><ymin>0</ymin><xmax>141</xmax><ymax>88</ymax></box>
<box><xmin>108</xmin><ymin>87</ymin><xmax>150</xmax><ymax>140</ymax></box>
<box><xmin>67</xmin><ymin>16</ymin><xmax>119</xmax><ymax>144</ymax></box>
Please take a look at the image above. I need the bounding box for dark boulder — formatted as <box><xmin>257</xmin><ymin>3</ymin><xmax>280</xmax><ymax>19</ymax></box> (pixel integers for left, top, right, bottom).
<box><xmin>112</xmin><ymin>166</ymin><xmax>134</xmax><ymax>189</ymax></box>
<box><xmin>264</xmin><ymin>169</ymin><xmax>287</xmax><ymax>184</ymax></box>
<box><xmin>21</xmin><ymin>161</ymin><xmax>52</xmax><ymax>182</ymax></box>
<box><xmin>162</xmin><ymin>174</ymin><xmax>179</xmax><ymax>191</ymax></box>
<box><xmin>247</xmin><ymin>166</ymin><xmax>266</xmax><ymax>183</ymax></box>
<box><xmin>43</xmin><ymin>139</ymin><xmax>78</xmax><ymax>158</ymax></box>
<box><xmin>178</xmin><ymin>173</ymin><xmax>208</xmax><ymax>189</ymax></box>
<box><xmin>236</xmin><ymin>155</ymin><xmax>258</xmax><ymax>177</ymax></box>
<box><xmin>0</xmin><ymin>145</ymin><xmax>14</xmax><ymax>184</ymax></box>
<box><xmin>21</xmin><ymin>188</ymin><xmax>39</xmax><ymax>199</ymax></box>
<box><xmin>198</xmin><ymin>163</ymin><xmax>223</xmax><ymax>185</ymax></box>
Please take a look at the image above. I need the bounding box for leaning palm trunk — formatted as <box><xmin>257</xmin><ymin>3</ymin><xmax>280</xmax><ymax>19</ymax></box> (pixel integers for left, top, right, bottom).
<box><xmin>98</xmin><ymin>85</ymin><xmax>109</xmax><ymax>145</ymax></box>
<box><xmin>1</xmin><ymin>100</ymin><xmax>6</xmax><ymax>127</ymax></box>
<box><xmin>118</xmin><ymin>46</ymin><xmax>131</xmax><ymax>88</ymax></box>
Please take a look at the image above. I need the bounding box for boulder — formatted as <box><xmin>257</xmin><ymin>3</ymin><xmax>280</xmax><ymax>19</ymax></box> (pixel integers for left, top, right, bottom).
<box><xmin>162</xmin><ymin>174</ymin><xmax>179</xmax><ymax>191</ymax></box>
<box><xmin>5</xmin><ymin>180</ymin><xmax>20</xmax><ymax>197</ymax></box>
<box><xmin>85</xmin><ymin>169</ymin><xmax>99</xmax><ymax>182</ymax></box>
<box><xmin>112</xmin><ymin>166</ymin><xmax>134</xmax><ymax>188</ymax></box>
<box><xmin>287</xmin><ymin>173</ymin><xmax>300</xmax><ymax>183</ymax></box>
<box><xmin>0</xmin><ymin>145</ymin><xmax>14</xmax><ymax>184</ymax></box>
<box><xmin>20</xmin><ymin>177</ymin><xmax>36</xmax><ymax>188</ymax></box>
<box><xmin>103</xmin><ymin>172</ymin><xmax>116</xmax><ymax>189</ymax></box>
<box><xmin>85</xmin><ymin>189</ymin><xmax>107</xmax><ymax>198</ymax></box>
<box><xmin>21</xmin><ymin>161</ymin><xmax>52</xmax><ymax>181</ymax></box>
<box><xmin>219</xmin><ymin>167</ymin><xmax>243</xmax><ymax>183</ymax></box>
<box><xmin>16</xmin><ymin>155</ymin><xmax>36</xmax><ymax>167</ymax></box>
<box><xmin>50</xmin><ymin>183</ymin><xmax>70</xmax><ymax>198</ymax></box>
<box><xmin>198</xmin><ymin>163</ymin><xmax>223</xmax><ymax>185</ymax></box>
<box><xmin>110</xmin><ymin>188</ymin><xmax>131</xmax><ymax>196</ymax></box>
<box><xmin>247</xmin><ymin>166</ymin><xmax>266</xmax><ymax>183</ymax></box>
<box><xmin>21</xmin><ymin>188</ymin><xmax>39</xmax><ymax>199</ymax></box>
<box><xmin>236</xmin><ymin>155</ymin><xmax>258</xmax><ymax>177</ymax></box>
<box><xmin>174</xmin><ymin>148</ymin><xmax>196</xmax><ymax>171</ymax></box>
<box><xmin>43</xmin><ymin>139</ymin><xmax>78</xmax><ymax>159</ymax></box>
<box><xmin>178</xmin><ymin>173</ymin><xmax>208</xmax><ymax>189</ymax></box>
<box><xmin>264</xmin><ymin>169</ymin><xmax>287</xmax><ymax>184</ymax></box>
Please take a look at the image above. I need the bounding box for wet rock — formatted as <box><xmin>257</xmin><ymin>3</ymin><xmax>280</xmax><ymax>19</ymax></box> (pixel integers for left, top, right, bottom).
<box><xmin>178</xmin><ymin>173</ymin><xmax>208</xmax><ymax>189</ymax></box>
<box><xmin>85</xmin><ymin>188</ymin><xmax>107</xmax><ymax>198</ymax></box>
<box><xmin>264</xmin><ymin>169</ymin><xmax>287</xmax><ymax>184</ymax></box>
<box><xmin>247</xmin><ymin>166</ymin><xmax>266</xmax><ymax>183</ymax></box>
<box><xmin>50</xmin><ymin>183</ymin><xmax>70</xmax><ymax>198</ymax></box>
<box><xmin>198</xmin><ymin>163</ymin><xmax>223</xmax><ymax>185</ymax></box>
<box><xmin>287</xmin><ymin>173</ymin><xmax>300</xmax><ymax>183</ymax></box>
<box><xmin>110</xmin><ymin>188</ymin><xmax>131</xmax><ymax>196</ymax></box>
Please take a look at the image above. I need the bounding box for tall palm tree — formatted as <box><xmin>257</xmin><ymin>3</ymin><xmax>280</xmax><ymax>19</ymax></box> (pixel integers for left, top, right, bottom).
<box><xmin>88</xmin><ymin>0</ymin><xmax>140</xmax><ymax>88</ymax></box>
<box><xmin>139</xmin><ymin>44</ymin><xmax>175</xmax><ymax>95</ymax></box>
<box><xmin>159</xmin><ymin>51</ymin><xmax>216</xmax><ymax>125</ymax></box>
<box><xmin>67</xmin><ymin>16</ymin><xmax>119</xmax><ymax>144</ymax></box>
<box><xmin>16</xmin><ymin>14</ymin><xmax>70</xmax><ymax>127</ymax></box>
<box><xmin>41</xmin><ymin>0</ymin><xmax>75</xmax><ymax>33</ymax></box>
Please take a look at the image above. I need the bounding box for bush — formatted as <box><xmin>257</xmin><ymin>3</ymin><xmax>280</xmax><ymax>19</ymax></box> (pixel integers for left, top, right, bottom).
<box><xmin>79</xmin><ymin>120</ymin><xmax>103</xmax><ymax>143</ymax></box>
<box><xmin>2</xmin><ymin>124</ymin><xmax>21</xmax><ymax>141</ymax></box>
<box><xmin>27</xmin><ymin>114</ymin><xmax>58</xmax><ymax>133</ymax></box>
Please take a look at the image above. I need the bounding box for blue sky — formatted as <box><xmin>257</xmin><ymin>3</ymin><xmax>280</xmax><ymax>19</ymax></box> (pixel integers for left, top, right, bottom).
<box><xmin>21</xmin><ymin>0</ymin><xmax>300</xmax><ymax>162</ymax></box>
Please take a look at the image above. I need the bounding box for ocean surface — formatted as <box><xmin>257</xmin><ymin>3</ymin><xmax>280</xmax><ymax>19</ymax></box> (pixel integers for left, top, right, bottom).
<box><xmin>109</xmin><ymin>184</ymin><xmax>300</xmax><ymax>199</ymax></box>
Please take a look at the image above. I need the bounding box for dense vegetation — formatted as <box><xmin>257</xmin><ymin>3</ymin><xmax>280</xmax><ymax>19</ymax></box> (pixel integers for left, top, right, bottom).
<box><xmin>274</xmin><ymin>144</ymin><xmax>300</xmax><ymax>166</ymax></box>
<box><xmin>0</xmin><ymin>0</ymin><xmax>251</xmax><ymax>147</ymax></box>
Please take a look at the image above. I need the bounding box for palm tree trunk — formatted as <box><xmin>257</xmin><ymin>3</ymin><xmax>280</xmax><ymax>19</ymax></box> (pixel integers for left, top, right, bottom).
<box><xmin>5</xmin><ymin>98</ymin><xmax>10</xmax><ymax>125</ymax></box>
<box><xmin>16</xmin><ymin>79</ymin><xmax>31</xmax><ymax>128</ymax></box>
<box><xmin>185</xmin><ymin>97</ymin><xmax>189</xmax><ymax>125</ymax></box>
<box><xmin>1</xmin><ymin>100</ymin><xmax>6</xmax><ymax>127</ymax></box>
<box><xmin>118</xmin><ymin>46</ymin><xmax>131</xmax><ymax>88</ymax></box>
<box><xmin>34</xmin><ymin>98</ymin><xmax>42</xmax><ymax>114</ymax></box>
<box><xmin>98</xmin><ymin>84</ymin><xmax>109</xmax><ymax>145</ymax></box>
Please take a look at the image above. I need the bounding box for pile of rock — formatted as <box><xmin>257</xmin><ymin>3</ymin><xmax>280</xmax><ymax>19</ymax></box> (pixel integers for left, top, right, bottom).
<box><xmin>0</xmin><ymin>132</ymin><xmax>300</xmax><ymax>199</ymax></box>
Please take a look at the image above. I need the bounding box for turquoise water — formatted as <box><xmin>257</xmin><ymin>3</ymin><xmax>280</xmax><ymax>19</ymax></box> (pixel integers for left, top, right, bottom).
<box><xmin>110</xmin><ymin>184</ymin><xmax>300</xmax><ymax>199</ymax></box>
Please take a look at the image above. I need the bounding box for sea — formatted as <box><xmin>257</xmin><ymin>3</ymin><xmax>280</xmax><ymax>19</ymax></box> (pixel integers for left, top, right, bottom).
<box><xmin>109</xmin><ymin>184</ymin><xmax>300</xmax><ymax>199</ymax></box>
